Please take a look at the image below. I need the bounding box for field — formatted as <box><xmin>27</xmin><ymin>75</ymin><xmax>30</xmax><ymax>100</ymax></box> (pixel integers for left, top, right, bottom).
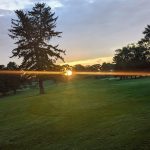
<box><xmin>0</xmin><ymin>78</ymin><xmax>150</xmax><ymax>150</ymax></box>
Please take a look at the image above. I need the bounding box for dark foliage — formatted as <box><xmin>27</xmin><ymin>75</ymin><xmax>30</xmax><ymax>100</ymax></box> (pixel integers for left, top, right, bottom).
<box><xmin>101</xmin><ymin>62</ymin><xmax>115</xmax><ymax>71</ymax></box>
<box><xmin>113</xmin><ymin>44</ymin><xmax>150</xmax><ymax>71</ymax></box>
<box><xmin>0</xmin><ymin>62</ymin><xmax>21</xmax><ymax>96</ymax></box>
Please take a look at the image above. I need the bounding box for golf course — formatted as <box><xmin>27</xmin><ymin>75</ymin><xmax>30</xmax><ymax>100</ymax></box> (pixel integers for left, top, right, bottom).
<box><xmin>0</xmin><ymin>77</ymin><xmax>150</xmax><ymax>150</ymax></box>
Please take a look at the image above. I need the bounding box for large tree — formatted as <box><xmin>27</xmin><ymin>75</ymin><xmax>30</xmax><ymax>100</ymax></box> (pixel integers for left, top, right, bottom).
<box><xmin>9</xmin><ymin>3</ymin><xmax>65</xmax><ymax>94</ymax></box>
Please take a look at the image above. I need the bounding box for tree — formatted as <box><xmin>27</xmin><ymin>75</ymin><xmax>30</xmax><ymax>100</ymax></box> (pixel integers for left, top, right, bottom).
<box><xmin>138</xmin><ymin>25</ymin><xmax>150</xmax><ymax>64</ymax></box>
<box><xmin>90</xmin><ymin>64</ymin><xmax>101</xmax><ymax>71</ymax></box>
<box><xmin>113</xmin><ymin>44</ymin><xmax>149</xmax><ymax>71</ymax></box>
<box><xmin>0</xmin><ymin>65</ymin><xmax>8</xmax><ymax>96</ymax></box>
<box><xmin>113</xmin><ymin>45</ymin><xmax>133</xmax><ymax>70</ymax></box>
<box><xmin>7</xmin><ymin>62</ymin><xmax>18</xmax><ymax>70</ymax></box>
<box><xmin>85</xmin><ymin>64</ymin><xmax>101</xmax><ymax>72</ymax></box>
<box><xmin>0</xmin><ymin>65</ymin><xmax>5</xmax><ymax>70</ymax></box>
<box><xmin>73</xmin><ymin>64</ymin><xmax>85</xmax><ymax>71</ymax></box>
<box><xmin>101</xmin><ymin>62</ymin><xmax>114</xmax><ymax>71</ymax></box>
<box><xmin>0</xmin><ymin>62</ymin><xmax>21</xmax><ymax>96</ymax></box>
<box><xmin>9</xmin><ymin>3</ymin><xmax>65</xmax><ymax>94</ymax></box>
<box><xmin>143</xmin><ymin>25</ymin><xmax>150</xmax><ymax>40</ymax></box>
<box><xmin>7</xmin><ymin>62</ymin><xmax>21</xmax><ymax>94</ymax></box>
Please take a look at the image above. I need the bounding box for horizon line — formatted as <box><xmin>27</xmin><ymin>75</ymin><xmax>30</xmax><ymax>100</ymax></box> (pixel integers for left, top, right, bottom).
<box><xmin>60</xmin><ymin>56</ymin><xmax>113</xmax><ymax>66</ymax></box>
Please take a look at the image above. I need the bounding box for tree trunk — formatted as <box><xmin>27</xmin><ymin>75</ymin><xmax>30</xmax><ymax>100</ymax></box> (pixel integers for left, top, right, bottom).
<box><xmin>39</xmin><ymin>78</ymin><xmax>45</xmax><ymax>94</ymax></box>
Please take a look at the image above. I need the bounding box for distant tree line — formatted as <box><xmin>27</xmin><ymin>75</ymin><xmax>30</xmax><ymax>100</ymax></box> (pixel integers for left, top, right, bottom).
<box><xmin>0</xmin><ymin>62</ymin><xmax>28</xmax><ymax>96</ymax></box>
<box><xmin>0</xmin><ymin>61</ymin><xmax>115</xmax><ymax>96</ymax></box>
<box><xmin>72</xmin><ymin>63</ymin><xmax>114</xmax><ymax>72</ymax></box>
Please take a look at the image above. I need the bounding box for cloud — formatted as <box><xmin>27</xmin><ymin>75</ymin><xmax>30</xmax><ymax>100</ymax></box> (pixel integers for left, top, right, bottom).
<box><xmin>46</xmin><ymin>0</ymin><xmax>63</xmax><ymax>8</ymax></box>
<box><xmin>0</xmin><ymin>0</ymin><xmax>63</xmax><ymax>11</ymax></box>
<box><xmin>33</xmin><ymin>0</ymin><xmax>64</xmax><ymax>9</ymax></box>
<box><xmin>86</xmin><ymin>0</ymin><xmax>96</xmax><ymax>3</ymax></box>
<box><xmin>0</xmin><ymin>0</ymin><xmax>32</xmax><ymax>10</ymax></box>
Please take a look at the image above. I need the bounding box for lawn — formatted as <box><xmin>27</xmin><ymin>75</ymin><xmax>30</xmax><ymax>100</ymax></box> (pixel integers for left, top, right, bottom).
<box><xmin>0</xmin><ymin>78</ymin><xmax>150</xmax><ymax>150</ymax></box>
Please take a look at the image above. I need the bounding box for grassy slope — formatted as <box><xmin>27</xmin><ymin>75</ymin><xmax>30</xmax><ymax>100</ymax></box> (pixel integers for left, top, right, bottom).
<box><xmin>0</xmin><ymin>78</ymin><xmax>150</xmax><ymax>150</ymax></box>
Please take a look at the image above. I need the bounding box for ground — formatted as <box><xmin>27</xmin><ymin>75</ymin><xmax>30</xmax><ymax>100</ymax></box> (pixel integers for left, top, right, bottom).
<box><xmin>0</xmin><ymin>77</ymin><xmax>150</xmax><ymax>150</ymax></box>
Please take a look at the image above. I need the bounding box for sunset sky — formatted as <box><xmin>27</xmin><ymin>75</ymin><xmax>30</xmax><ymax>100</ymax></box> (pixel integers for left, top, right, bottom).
<box><xmin>0</xmin><ymin>0</ymin><xmax>150</xmax><ymax>65</ymax></box>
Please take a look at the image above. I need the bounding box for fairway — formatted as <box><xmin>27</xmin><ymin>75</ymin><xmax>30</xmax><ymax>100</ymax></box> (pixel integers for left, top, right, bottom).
<box><xmin>0</xmin><ymin>78</ymin><xmax>150</xmax><ymax>150</ymax></box>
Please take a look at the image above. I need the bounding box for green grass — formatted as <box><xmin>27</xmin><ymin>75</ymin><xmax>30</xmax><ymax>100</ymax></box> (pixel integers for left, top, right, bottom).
<box><xmin>0</xmin><ymin>78</ymin><xmax>150</xmax><ymax>150</ymax></box>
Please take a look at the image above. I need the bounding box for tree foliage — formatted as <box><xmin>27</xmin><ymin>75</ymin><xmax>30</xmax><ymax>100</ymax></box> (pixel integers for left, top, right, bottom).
<box><xmin>101</xmin><ymin>62</ymin><xmax>114</xmax><ymax>71</ymax></box>
<box><xmin>9</xmin><ymin>3</ymin><xmax>65</xmax><ymax>94</ymax></box>
<box><xmin>0</xmin><ymin>62</ymin><xmax>21</xmax><ymax>96</ymax></box>
<box><xmin>113</xmin><ymin>44</ymin><xmax>149</xmax><ymax>70</ymax></box>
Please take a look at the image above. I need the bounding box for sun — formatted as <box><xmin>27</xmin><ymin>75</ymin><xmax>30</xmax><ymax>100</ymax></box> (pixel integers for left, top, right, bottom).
<box><xmin>64</xmin><ymin>70</ymin><xmax>73</xmax><ymax>76</ymax></box>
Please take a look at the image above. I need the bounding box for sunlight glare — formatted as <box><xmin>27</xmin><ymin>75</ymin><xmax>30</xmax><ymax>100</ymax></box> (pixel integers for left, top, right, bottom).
<box><xmin>64</xmin><ymin>70</ymin><xmax>73</xmax><ymax>76</ymax></box>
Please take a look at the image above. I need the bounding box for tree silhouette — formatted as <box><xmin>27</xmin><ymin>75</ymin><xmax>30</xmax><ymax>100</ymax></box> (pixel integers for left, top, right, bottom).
<box><xmin>7</xmin><ymin>62</ymin><xmax>18</xmax><ymax>70</ymax></box>
<box><xmin>0</xmin><ymin>65</ymin><xmax>8</xmax><ymax>96</ymax></box>
<box><xmin>73</xmin><ymin>64</ymin><xmax>85</xmax><ymax>71</ymax></box>
<box><xmin>101</xmin><ymin>62</ymin><xmax>114</xmax><ymax>71</ymax></box>
<box><xmin>7</xmin><ymin>62</ymin><xmax>21</xmax><ymax>94</ymax></box>
<box><xmin>9</xmin><ymin>3</ymin><xmax>65</xmax><ymax>94</ymax></box>
<box><xmin>143</xmin><ymin>25</ymin><xmax>150</xmax><ymax>39</ymax></box>
<box><xmin>0</xmin><ymin>62</ymin><xmax>21</xmax><ymax>96</ymax></box>
<box><xmin>113</xmin><ymin>44</ymin><xmax>149</xmax><ymax>71</ymax></box>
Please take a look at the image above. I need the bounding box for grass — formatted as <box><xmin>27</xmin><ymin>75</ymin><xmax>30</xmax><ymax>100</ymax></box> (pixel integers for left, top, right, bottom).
<box><xmin>0</xmin><ymin>77</ymin><xmax>150</xmax><ymax>150</ymax></box>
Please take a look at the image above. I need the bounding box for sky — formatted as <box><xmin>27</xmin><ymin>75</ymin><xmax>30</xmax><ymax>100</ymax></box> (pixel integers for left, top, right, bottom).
<box><xmin>0</xmin><ymin>0</ymin><xmax>150</xmax><ymax>65</ymax></box>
